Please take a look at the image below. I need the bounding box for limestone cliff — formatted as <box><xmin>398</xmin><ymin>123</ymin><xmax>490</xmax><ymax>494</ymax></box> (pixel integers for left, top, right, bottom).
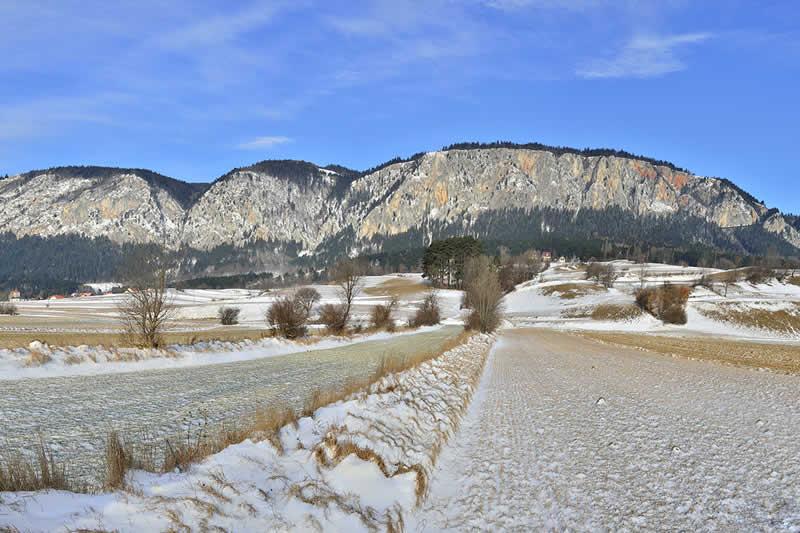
<box><xmin>1</xmin><ymin>148</ymin><xmax>795</xmax><ymax>258</ymax></box>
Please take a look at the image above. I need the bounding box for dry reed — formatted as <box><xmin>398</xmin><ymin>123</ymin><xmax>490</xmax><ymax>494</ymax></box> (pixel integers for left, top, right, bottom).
<box><xmin>0</xmin><ymin>437</ymin><xmax>74</xmax><ymax>492</ymax></box>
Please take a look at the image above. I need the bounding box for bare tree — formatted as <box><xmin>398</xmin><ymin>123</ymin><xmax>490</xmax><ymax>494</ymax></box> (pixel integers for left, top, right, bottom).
<box><xmin>587</xmin><ymin>262</ymin><xmax>617</xmax><ymax>288</ymax></box>
<box><xmin>117</xmin><ymin>244</ymin><xmax>176</xmax><ymax>348</ymax></box>
<box><xmin>463</xmin><ymin>256</ymin><xmax>504</xmax><ymax>333</ymax></box>
<box><xmin>332</xmin><ymin>259</ymin><xmax>364</xmax><ymax>326</ymax></box>
<box><xmin>721</xmin><ymin>269</ymin><xmax>739</xmax><ymax>297</ymax></box>
<box><xmin>294</xmin><ymin>287</ymin><xmax>321</xmax><ymax>319</ymax></box>
<box><xmin>637</xmin><ymin>259</ymin><xmax>648</xmax><ymax>289</ymax></box>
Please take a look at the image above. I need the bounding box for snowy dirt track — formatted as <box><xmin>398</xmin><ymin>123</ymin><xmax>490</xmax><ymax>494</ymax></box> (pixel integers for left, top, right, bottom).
<box><xmin>411</xmin><ymin>329</ymin><xmax>800</xmax><ymax>532</ymax></box>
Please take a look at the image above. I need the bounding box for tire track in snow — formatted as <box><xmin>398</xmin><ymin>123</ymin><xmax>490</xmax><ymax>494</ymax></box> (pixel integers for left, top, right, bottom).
<box><xmin>412</xmin><ymin>329</ymin><xmax>800</xmax><ymax>531</ymax></box>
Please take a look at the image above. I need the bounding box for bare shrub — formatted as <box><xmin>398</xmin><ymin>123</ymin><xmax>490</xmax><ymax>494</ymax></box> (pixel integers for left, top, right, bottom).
<box><xmin>498</xmin><ymin>250</ymin><xmax>541</xmax><ymax>293</ymax></box>
<box><xmin>697</xmin><ymin>273</ymin><xmax>714</xmax><ymax>290</ymax></box>
<box><xmin>267</xmin><ymin>297</ymin><xmax>307</xmax><ymax>338</ymax></box>
<box><xmin>318</xmin><ymin>303</ymin><xmax>348</xmax><ymax>334</ymax></box>
<box><xmin>745</xmin><ymin>266</ymin><xmax>775</xmax><ymax>284</ymax></box>
<box><xmin>0</xmin><ymin>302</ymin><xmax>18</xmax><ymax>315</ymax></box>
<box><xmin>635</xmin><ymin>283</ymin><xmax>691</xmax><ymax>324</ymax></box>
<box><xmin>294</xmin><ymin>287</ymin><xmax>321</xmax><ymax>318</ymax></box>
<box><xmin>463</xmin><ymin>256</ymin><xmax>504</xmax><ymax>333</ymax></box>
<box><xmin>410</xmin><ymin>291</ymin><xmax>441</xmax><ymax>327</ymax></box>
<box><xmin>585</xmin><ymin>262</ymin><xmax>603</xmax><ymax>281</ymax></box>
<box><xmin>662</xmin><ymin>304</ymin><xmax>688</xmax><ymax>325</ymax></box>
<box><xmin>217</xmin><ymin>306</ymin><xmax>241</xmax><ymax>325</ymax></box>
<box><xmin>370</xmin><ymin>297</ymin><xmax>398</xmax><ymax>330</ymax></box>
<box><xmin>586</xmin><ymin>262</ymin><xmax>617</xmax><ymax>288</ymax></box>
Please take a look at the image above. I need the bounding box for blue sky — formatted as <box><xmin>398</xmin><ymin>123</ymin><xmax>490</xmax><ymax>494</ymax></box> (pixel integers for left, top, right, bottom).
<box><xmin>1</xmin><ymin>1</ymin><xmax>798</xmax><ymax>212</ymax></box>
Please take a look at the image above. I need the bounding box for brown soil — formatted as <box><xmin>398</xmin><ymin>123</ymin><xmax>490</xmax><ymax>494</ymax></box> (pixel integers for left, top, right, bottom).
<box><xmin>363</xmin><ymin>278</ymin><xmax>428</xmax><ymax>297</ymax></box>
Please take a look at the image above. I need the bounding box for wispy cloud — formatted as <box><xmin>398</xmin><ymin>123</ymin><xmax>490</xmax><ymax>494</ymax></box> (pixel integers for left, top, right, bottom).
<box><xmin>237</xmin><ymin>136</ymin><xmax>292</xmax><ymax>149</ymax></box>
<box><xmin>578</xmin><ymin>32</ymin><xmax>711</xmax><ymax>78</ymax></box>
<box><xmin>485</xmin><ymin>0</ymin><xmax>603</xmax><ymax>10</ymax></box>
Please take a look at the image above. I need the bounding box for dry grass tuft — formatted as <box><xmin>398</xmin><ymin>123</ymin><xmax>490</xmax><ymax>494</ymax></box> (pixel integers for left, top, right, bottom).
<box><xmin>315</xmin><ymin>430</ymin><xmax>429</xmax><ymax>507</ymax></box>
<box><xmin>22</xmin><ymin>349</ymin><xmax>52</xmax><ymax>367</ymax></box>
<box><xmin>364</xmin><ymin>278</ymin><xmax>427</xmax><ymax>297</ymax></box>
<box><xmin>63</xmin><ymin>353</ymin><xmax>85</xmax><ymax>365</ymax></box>
<box><xmin>104</xmin><ymin>431</ymin><xmax>129</xmax><ymax>490</ymax></box>
<box><xmin>540</xmin><ymin>283</ymin><xmax>605</xmax><ymax>300</ymax></box>
<box><xmin>789</xmin><ymin>276</ymin><xmax>800</xmax><ymax>287</ymax></box>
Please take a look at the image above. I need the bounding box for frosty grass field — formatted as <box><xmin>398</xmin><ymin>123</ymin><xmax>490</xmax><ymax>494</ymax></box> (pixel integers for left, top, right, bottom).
<box><xmin>2</xmin><ymin>265</ymin><xmax>800</xmax><ymax>531</ymax></box>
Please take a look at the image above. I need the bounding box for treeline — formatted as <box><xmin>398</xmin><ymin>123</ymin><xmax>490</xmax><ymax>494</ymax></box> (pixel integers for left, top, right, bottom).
<box><xmin>439</xmin><ymin>141</ymin><xmax>689</xmax><ymax>173</ymax></box>
<box><xmin>0</xmin><ymin>233</ymin><xmax>305</xmax><ymax>292</ymax></box>
<box><xmin>421</xmin><ymin>237</ymin><xmax>484</xmax><ymax>288</ymax></box>
<box><xmin>351</xmin><ymin>140</ymin><xmax>691</xmax><ymax>178</ymax></box>
<box><xmin>180</xmin><ymin>238</ymin><xmax>303</xmax><ymax>277</ymax></box>
<box><xmin>322</xmin><ymin>206</ymin><xmax>799</xmax><ymax>272</ymax></box>
<box><xmin>0</xmin><ymin>232</ymin><xmax>133</xmax><ymax>283</ymax></box>
<box><xmin>175</xmin><ymin>269</ymin><xmax>324</xmax><ymax>290</ymax></box>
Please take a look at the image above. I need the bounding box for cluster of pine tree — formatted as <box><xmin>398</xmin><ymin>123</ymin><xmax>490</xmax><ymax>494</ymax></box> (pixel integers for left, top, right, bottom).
<box><xmin>421</xmin><ymin>236</ymin><xmax>484</xmax><ymax>288</ymax></box>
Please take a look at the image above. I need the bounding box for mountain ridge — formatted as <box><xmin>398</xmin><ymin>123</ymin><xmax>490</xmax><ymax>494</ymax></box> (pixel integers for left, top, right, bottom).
<box><xmin>2</xmin><ymin>143</ymin><xmax>798</xmax><ymax>273</ymax></box>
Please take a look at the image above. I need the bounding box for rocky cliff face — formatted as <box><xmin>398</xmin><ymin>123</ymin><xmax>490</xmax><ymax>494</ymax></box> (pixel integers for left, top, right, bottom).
<box><xmin>1</xmin><ymin>148</ymin><xmax>795</xmax><ymax>257</ymax></box>
<box><xmin>0</xmin><ymin>169</ymin><xmax>188</xmax><ymax>248</ymax></box>
<box><xmin>345</xmin><ymin>149</ymin><xmax>768</xmax><ymax>242</ymax></box>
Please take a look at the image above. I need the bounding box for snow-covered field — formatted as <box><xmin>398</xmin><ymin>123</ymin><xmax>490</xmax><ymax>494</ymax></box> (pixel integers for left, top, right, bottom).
<box><xmin>0</xmin><ymin>274</ymin><xmax>466</xmax><ymax>378</ymax></box>
<box><xmin>6</xmin><ymin>274</ymin><xmax>463</xmax><ymax>333</ymax></box>
<box><xmin>0</xmin><ymin>334</ymin><xmax>495</xmax><ymax>532</ymax></box>
<box><xmin>3</xmin><ymin>264</ymin><xmax>800</xmax><ymax>531</ymax></box>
